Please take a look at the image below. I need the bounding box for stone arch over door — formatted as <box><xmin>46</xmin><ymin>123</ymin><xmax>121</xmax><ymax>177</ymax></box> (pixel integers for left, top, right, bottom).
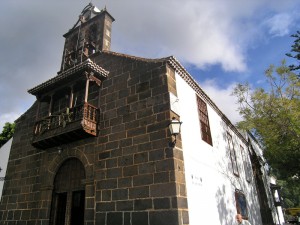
<box><xmin>49</xmin><ymin>157</ymin><xmax>86</xmax><ymax>225</ymax></box>
<box><xmin>40</xmin><ymin>148</ymin><xmax>95</xmax><ymax>225</ymax></box>
<box><xmin>47</xmin><ymin>148</ymin><xmax>94</xmax><ymax>186</ymax></box>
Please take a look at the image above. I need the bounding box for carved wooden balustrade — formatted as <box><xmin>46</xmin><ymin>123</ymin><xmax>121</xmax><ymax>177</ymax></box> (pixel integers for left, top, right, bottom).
<box><xmin>32</xmin><ymin>103</ymin><xmax>98</xmax><ymax>149</ymax></box>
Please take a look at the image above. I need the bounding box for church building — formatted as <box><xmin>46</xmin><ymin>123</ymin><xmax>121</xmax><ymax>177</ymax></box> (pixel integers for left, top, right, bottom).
<box><xmin>0</xmin><ymin>4</ymin><xmax>280</xmax><ymax>225</ymax></box>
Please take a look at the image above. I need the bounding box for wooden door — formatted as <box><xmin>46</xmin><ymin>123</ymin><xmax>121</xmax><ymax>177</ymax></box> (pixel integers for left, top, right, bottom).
<box><xmin>50</xmin><ymin>158</ymin><xmax>86</xmax><ymax>225</ymax></box>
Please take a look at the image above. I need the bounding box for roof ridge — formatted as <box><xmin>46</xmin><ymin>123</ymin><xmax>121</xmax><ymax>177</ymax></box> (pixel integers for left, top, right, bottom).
<box><xmin>100</xmin><ymin>50</ymin><xmax>172</xmax><ymax>63</ymax></box>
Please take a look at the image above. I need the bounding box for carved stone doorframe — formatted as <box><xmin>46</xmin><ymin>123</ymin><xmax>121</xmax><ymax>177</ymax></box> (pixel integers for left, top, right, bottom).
<box><xmin>50</xmin><ymin>157</ymin><xmax>85</xmax><ymax>225</ymax></box>
<box><xmin>40</xmin><ymin>147</ymin><xmax>94</xmax><ymax>225</ymax></box>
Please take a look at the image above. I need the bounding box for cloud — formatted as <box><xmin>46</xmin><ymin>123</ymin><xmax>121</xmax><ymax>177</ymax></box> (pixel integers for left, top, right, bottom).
<box><xmin>264</xmin><ymin>13</ymin><xmax>294</xmax><ymax>37</ymax></box>
<box><xmin>111</xmin><ymin>0</ymin><xmax>299</xmax><ymax>72</ymax></box>
<box><xmin>112</xmin><ymin>0</ymin><xmax>249</xmax><ymax>72</ymax></box>
<box><xmin>0</xmin><ymin>0</ymin><xmax>299</xmax><ymax>133</ymax></box>
<box><xmin>199</xmin><ymin>79</ymin><xmax>242</xmax><ymax>125</ymax></box>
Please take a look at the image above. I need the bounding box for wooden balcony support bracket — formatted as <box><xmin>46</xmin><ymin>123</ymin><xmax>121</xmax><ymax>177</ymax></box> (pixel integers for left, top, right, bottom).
<box><xmin>85</xmin><ymin>71</ymin><xmax>102</xmax><ymax>86</ymax></box>
<box><xmin>84</xmin><ymin>71</ymin><xmax>102</xmax><ymax>102</ymax></box>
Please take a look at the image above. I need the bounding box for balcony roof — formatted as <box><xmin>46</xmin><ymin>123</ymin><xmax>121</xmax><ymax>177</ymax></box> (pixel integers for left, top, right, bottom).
<box><xmin>28</xmin><ymin>59</ymin><xmax>109</xmax><ymax>96</ymax></box>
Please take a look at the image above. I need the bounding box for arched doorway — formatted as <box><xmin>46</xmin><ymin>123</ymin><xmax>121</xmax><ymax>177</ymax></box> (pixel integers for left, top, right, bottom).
<box><xmin>50</xmin><ymin>158</ymin><xmax>86</xmax><ymax>225</ymax></box>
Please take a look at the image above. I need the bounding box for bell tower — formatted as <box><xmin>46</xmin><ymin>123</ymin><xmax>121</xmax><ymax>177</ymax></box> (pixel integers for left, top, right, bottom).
<box><xmin>28</xmin><ymin>3</ymin><xmax>111</xmax><ymax>149</ymax></box>
<box><xmin>60</xmin><ymin>3</ymin><xmax>115</xmax><ymax>71</ymax></box>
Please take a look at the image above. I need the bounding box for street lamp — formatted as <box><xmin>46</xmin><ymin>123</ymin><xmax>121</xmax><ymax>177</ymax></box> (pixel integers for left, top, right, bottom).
<box><xmin>168</xmin><ymin>117</ymin><xmax>182</xmax><ymax>146</ymax></box>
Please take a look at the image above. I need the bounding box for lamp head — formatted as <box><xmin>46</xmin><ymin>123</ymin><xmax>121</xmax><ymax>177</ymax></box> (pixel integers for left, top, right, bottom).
<box><xmin>168</xmin><ymin>117</ymin><xmax>182</xmax><ymax>147</ymax></box>
<box><xmin>169</xmin><ymin>117</ymin><xmax>182</xmax><ymax>136</ymax></box>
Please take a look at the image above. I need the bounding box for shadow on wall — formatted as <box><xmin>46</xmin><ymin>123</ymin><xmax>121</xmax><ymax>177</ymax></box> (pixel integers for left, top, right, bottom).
<box><xmin>216</xmin><ymin>184</ymin><xmax>235</xmax><ymax>225</ymax></box>
<box><xmin>218</xmin><ymin>120</ymin><xmax>264</xmax><ymax>225</ymax></box>
<box><xmin>245</xmin><ymin>168</ymin><xmax>265</xmax><ymax>225</ymax></box>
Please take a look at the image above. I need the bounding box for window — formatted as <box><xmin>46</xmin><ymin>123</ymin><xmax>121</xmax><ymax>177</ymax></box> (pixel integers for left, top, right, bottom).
<box><xmin>235</xmin><ymin>190</ymin><xmax>249</xmax><ymax>219</ymax></box>
<box><xmin>196</xmin><ymin>95</ymin><xmax>212</xmax><ymax>145</ymax></box>
<box><xmin>52</xmin><ymin>89</ymin><xmax>71</xmax><ymax>115</ymax></box>
<box><xmin>227</xmin><ymin>133</ymin><xmax>239</xmax><ymax>176</ymax></box>
<box><xmin>241</xmin><ymin>145</ymin><xmax>252</xmax><ymax>182</ymax></box>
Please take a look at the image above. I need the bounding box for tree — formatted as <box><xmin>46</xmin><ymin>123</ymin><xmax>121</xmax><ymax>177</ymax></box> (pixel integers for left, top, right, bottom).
<box><xmin>233</xmin><ymin>60</ymin><xmax>300</xmax><ymax>180</ymax></box>
<box><xmin>286</xmin><ymin>31</ymin><xmax>300</xmax><ymax>76</ymax></box>
<box><xmin>0</xmin><ymin>122</ymin><xmax>15</xmax><ymax>147</ymax></box>
<box><xmin>277</xmin><ymin>177</ymin><xmax>300</xmax><ymax>208</ymax></box>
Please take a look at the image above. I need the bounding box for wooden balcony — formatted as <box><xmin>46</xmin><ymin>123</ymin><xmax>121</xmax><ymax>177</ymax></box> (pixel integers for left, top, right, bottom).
<box><xmin>32</xmin><ymin>103</ymin><xmax>98</xmax><ymax>149</ymax></box>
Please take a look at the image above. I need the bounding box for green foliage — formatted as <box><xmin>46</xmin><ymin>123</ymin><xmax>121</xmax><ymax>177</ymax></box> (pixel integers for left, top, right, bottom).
<box><xmin>234</xmin><ymin>32</ymin><xmax>300</xmax><ymax>207</ymax></box>
<box><xmin>277</xmin><ymin>178</ymin><xmax>300</xmax><ymax>208</ymax></box>
<box><xmin>0</xmin><ymin>122</ymin><xmax>15</xmax><ymax>147</ymax></box>
<box><xmin>233</xmin><ymin>60</ymin><xmax>300</xmax><ymax>180</ymax></box>
<box><xmin>286</xmin><ymin>31</ymin><xmax>300</xmax><ymax>75</ymax></box>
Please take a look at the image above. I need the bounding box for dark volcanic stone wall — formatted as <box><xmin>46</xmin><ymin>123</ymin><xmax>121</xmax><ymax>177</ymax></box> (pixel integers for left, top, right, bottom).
<box><xmin>0</xmin><ymin>51</ymin><xmax>188</xmax><ymax>225</ymax></box>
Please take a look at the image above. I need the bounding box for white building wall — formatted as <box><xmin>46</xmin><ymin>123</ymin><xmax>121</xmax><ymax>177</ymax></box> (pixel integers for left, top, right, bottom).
<box><xmin>270</xmin><ymin>176</ymin><xmax>285</xmax><ymax>225</ymax></box>
<box><xmin>0</xmin><ymin>138</ymin><xmax>12</xmax><ymax>200</ymax></box>
<box><xmin>174</xmin><ymin>72</ymin><xmax>263</xmax><ymax>225</ymax></box>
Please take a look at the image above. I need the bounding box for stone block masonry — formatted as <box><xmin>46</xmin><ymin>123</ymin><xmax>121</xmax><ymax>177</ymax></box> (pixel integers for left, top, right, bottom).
<box><xmin>0</xmin><ymin>51</ymin><xmax>189</xmax><ymax>225</ymax></box>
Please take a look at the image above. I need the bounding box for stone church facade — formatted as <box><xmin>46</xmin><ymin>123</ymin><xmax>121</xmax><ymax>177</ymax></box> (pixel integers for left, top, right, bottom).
<box><xmin>0</xmin><ymin>4</ymin><xmax>278</xmax><ymax>225</ymax></box>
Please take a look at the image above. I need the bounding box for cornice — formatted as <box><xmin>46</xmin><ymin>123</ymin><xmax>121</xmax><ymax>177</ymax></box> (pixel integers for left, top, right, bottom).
<box><xmin>167</xmin><ymin>56</ymin><xmax>248</xmax><ymax>145</ymax></box>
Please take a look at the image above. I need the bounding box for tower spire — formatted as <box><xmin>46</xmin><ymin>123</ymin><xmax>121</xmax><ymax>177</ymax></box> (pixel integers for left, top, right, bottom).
<box><xmin>60</xmin><ymin>4</ymin><xmax>115</xmax><ymax>71</ymax></box>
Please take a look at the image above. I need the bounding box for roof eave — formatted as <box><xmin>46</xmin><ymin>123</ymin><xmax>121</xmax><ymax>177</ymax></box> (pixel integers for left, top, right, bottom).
<box><xmin>28</xmin><ymin>59</ymin><xmax>109</xmax><ymax>96</ymax></box>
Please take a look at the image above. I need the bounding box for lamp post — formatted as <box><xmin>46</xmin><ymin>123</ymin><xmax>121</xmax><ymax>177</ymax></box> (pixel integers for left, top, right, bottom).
<box><xmin>168</xmin><ymin>117</ymin><xmax>182</xmax><ymax>147</ymax></box>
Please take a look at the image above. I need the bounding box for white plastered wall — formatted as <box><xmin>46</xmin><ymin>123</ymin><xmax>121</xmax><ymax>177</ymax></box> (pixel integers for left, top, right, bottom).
<box><xmin>174</xmin><ymin>72</ymin><xmax>263</xmax><ymax>225</ymax></box>
<box><xmin>0</xmin><ymin>138</ymin><xmax>13</xmax><ymax>200</ymax></box>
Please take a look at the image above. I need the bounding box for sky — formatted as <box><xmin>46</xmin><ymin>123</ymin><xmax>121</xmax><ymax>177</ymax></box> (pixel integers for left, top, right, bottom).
<box><xmin>0</xmin><ymin>0</ymin><xmax>299</xmax><ymax>132</ymax></box>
